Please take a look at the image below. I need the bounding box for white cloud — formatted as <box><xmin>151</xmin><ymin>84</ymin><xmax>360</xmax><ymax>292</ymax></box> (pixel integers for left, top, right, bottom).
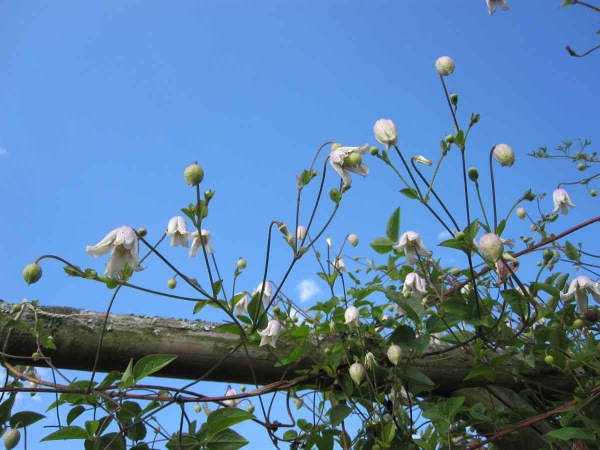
<box><xmin>297</xmin><ymin>279</ymin><xmax>321</xmax><ymax>303</ymax></box>
<box><xmin>437</xmin><ymin>230</ymin><xmax>452</xmax><ymax>240</ymax></box>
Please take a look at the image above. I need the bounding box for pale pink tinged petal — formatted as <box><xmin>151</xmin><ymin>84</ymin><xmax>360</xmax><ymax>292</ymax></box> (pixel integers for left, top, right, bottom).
<box><xmin>189</xmin><ymin>236</ymin><xmax>201</xmax><ymax>257</ymax></box>
<box><xmin>86</xmin><ymin>228</ymin><xmax>119</xmax><ymax>257</ymax></box>
<box><xmin>346</xmin><ymin>164</ymin><xmax>369</xmax><ymax>177</ymax></box>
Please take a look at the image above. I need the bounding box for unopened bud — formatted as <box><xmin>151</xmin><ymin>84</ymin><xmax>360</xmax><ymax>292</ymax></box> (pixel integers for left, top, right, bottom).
<box><xmin>184</xmin><ymin>162</ymin><xmax>204</xmax><ymax>186</ymax></box>
<box><xmin>194</xmin><ymin>404</ymin><xmax>201</xmax><ymax>413</ymax></box>
<box><xmin>578</xmin><ymin>163</ymin><xmax>586</xmax><ymax>171</ymax></box>
<box><xmin>387</xmin><ymin>345</ymin><xmax>402</xmax><ymax>366</ymax></box>
<box><xmin>247</xmin><ymin>404</ymin><xmax>255</xmax><ymax>414</ymax></box>
<box><xmin>137</xmin><ymin>228</ymin><xmax>147</xmax><ymax>238</ymax></box>
<box><xmin>445</xmin><ymin>134</ymin><xmax>455</xmax><ymax>144</ymax></box>
<box><xmin>237</xmin><ymin>257</ymin><xmax>246</xmax><ymax>270</ymax></box>
<box><xmin>450</xmin><ymin>93</ymin><xmax>458</xmax><ymax>106</ymax></box>
<box><xmin>590</xmin><ymin>189</ymin><xmax>598</xmax><ymax>197</ymax></box>
<box><xmin>478</xmin><ymin>233</ymin><xmax>504</xmax><ymax>263</ymax></box>
<box><xmin>273</xmin><ymin>305</ymin><xmax>281</xmax><ymax>314</ymax></box>
<box><xmin>329</xmin><ymin>188</ymin><xmax>342</xmax><ymax>203</ymax></box>
<box><xmin>3</xmin><ymin>429</ymin><xmax>20</xmax><ymax>450</ymax></box>
<box><xmin>413</xmin><ymin>155</ymin><xmax>432</xmax><ymax>166</ymax></box>
<box><xmin>435</xmin><ymin>56</ymin><xmax>455</xmax><ymax>76</ymax></box>
<box><xmin>23</xmin><ymin>263</ymin><xmax>42</xmax><ymax>285</ymax></box>
<box><xmin>348</xmin><ymin>234</ymin><xmax>359</xmax><ymax>247</ymax></box>
<box><xmin>349</xmin><ymin>362</ymin><xmax>366</xmax><ymax>385</ymax></box>
<box><xmin>370</xmin><ymin>146</ymin><xmax>379</xmax><ymax>156</ymax></box>
<box><xmin>167</xmin><ymin>278</ymin><xmax>177</xmax><ymax>290</ymax></box>
<box><xmin>492</xmin><ymin>144</ymin><xmax>515</xmax><ymax>167</ymax></box>
<box><xmin>294</xmin><ymin>398</ymin><xmax>303</xmax><ymax>410</ymax></box>
<box><xmin>296</xmin><ymin>226</ymin><xmax>307</xmax><ymax>241</ymax></box>
<box><xmin>468</xmin><ymin>167</ymin><xmax>479</xmax><ymax>182</ymax></box>
<box><xmin>516</xmin><ymin>207</ymin><xmax>526</xmax><ymax>219</ymax></box>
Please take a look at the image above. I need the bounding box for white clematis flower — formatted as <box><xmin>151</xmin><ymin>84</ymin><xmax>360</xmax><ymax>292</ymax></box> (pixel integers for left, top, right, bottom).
<box><xmin>329</xmin><ymin>144</ymin><xmax>370</xmax><ymax>189</ymax></box>
<box><xmin>344</xmin><ymin>306</ymin><xmax>360</xmax><ymax>327</ymax></box>
<box><xmin>394</xmin><ymin>231</ymin><xmax>430</xmax><ymax>266</ymax></box>
<box><xmin>86</xmin><ymin>226</ymin><xmax>144</xmax><ymax>278</ymax></box>
<box><xmin>189</xmin><ymin>229</ymin><xmax>213</xmax><ymax>257</ymax></box>
<box><xmin>553</xmin><ymin>188</ymin><xmax>575</xmax><ymax>215</ymax></box>
<box><xmin>334</xmin><ymin>256</ymin><xmax>346</xmax><ymax>273</ymax></box>
<box><xmin>486</xmin><ymin>0</ymin><xmax>510</xmax><ymax>15</ymax></box>
<box><xmin>402</xmin><ymin>272</ymin><xmax>428</xmax><ymax>299</ymax></box>
<box><xmin>235</xmin><ymin>294</ymin><xmax>249</xmax><ymax>316</ymax></box>
<box><xmin>560</xmin><ymin>276</ymin><xmax>600</xmax><ymax>312</ymax></box>
<box><xmin>373</xmin><ymin>119</ymin><xmax>398</xmax><ymax>150</ymax></box>
<box><xmin>254</xmin><ymin>281</ymin><xmax>272</xmax><ymax>307</ymax></box>
<box><xmin>166</xmin><ymin>216</ymin><xmax>190</xmax><ymax>248</ymax></box>
<box><xmin>259</xmin><ymin>319</ymin><xmax>282</xmax><ymax>348</ymax></box>
<box><xmin>223</xmin><ymin>387</ymin><xmax>241</xmax><ymax>407</ymax></box>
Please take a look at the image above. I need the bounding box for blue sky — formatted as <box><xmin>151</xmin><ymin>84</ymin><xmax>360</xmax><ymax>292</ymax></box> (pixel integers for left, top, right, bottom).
<box><xmin>1</xmin><ymin>1</ymin><xmax>599</xmax><ymax>448</ymax></box>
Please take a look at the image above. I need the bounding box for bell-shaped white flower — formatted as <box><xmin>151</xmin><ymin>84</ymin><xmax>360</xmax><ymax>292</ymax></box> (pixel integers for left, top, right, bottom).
<box><xmin>329</xmin><ymin>144</ymin><xmax>370</xmax><ymax>189</ymax></box>
<box><xmin>223</xmin><ymin>387</ymin><xmax>241</xmax><ymax>407</ymax></box>
<box><xmin>387</xmin><ymin>345</ymin><xmax>402</xmax><ymax>366</ymax></box>
<box><xmin>553</xmin><ymin>188</ymin><xmax>575</xmax><ymax>215</ymax></box>
<box><xmin>486</xmin><ymin>0</ymin><xmax>510</xmax><ymax>15</ymax></box>
<box><xmin>259</xmin><ymin>319</ymin><xmax>282</xmax><ymax>348</ymax></box>
<box><xmin>393</xmin><ymin>231</ymin><xmax>430</xmax><ymax>266</ymax></box>
<box><xmin>349</xmin><ymin>362</ymin><xmax>366</xmax><ymax>385</ymax></box>
<box><xmin>296</xmin><ymin>225</ymin><xmax>307</xmax><ymax>241</ymax></box>
<box><xmin>344</xmin><ymin>306</ymin><xmax>360</xmax><ymax>327</ymax></box>
<box><xmin>235</xmin><ymin>294</ymin><xmax>249</xmax><ymax>316</ymax></box>
<box><xmin>334</xmin><ymin>256</ymin><xmax>346</xmax><ymax>273</ymax></box>
<box><xmin>373</xmin><ymin>119</ymin><xmax>398</xmax><ymax>150</ymax></box>
<box><xmin>86</xmin><ymin>226</ymin><xmax>144</xmax><ymax>278</ymax></box>
<box><xmin>254</xmin><ymin>281</ymin><xmax>272</xmax><ymax>307</ymax></box>
<box><xmin>189</xmin><ymin>229</ymin><xmax>213</xmax><ymax>257</ymax></box>
<box><xmin>166</xmin><ymin>216</ymin><xmax>190</xmax><ymax>248</ymax></box>
<box><xmin>560</xmin><ymin>276</ymin><xmax>600</xmax><ymax>312</ymax></box>
<box><xmin>402</xmin><ymin>272</ymin><xmax>428</xmax><ymax>299</ymax></box>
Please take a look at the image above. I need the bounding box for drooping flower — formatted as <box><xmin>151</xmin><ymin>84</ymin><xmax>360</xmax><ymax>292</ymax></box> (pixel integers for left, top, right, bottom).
<box><xmin>166</xmin><ymin>216</ymin><xmax>190</xmax><ymax>248</ymax></box>
<box><xmin>553</xmin><ymin>188</ymin><xmax>575</xmax><ymax>215</ymax></box>
<box><xmin>259</xmin><ymin>319</ymin><xmax>282</xmax><ymax>348</ymax></box>
<box><xmin>235</xmin><ymin>294</ymin><xmax>249</xmax><ymax>316</ymax></box>
<box><xmin>329</xmin><ymin>144</ymin><xmax>370</xmax><ymax>189</ymax></box>
<box><xmin>486</xmin><ymin>0</ymin><xmax>510</xmax><ymax>15</ymax></box>
<box><xmin>402</xmin><ymin>272</ymin><xmax>428</xmax><ymax>299</ymax></box>
<box><xmin>373</xmin><ymin>119</ymin><xmax>398</xmax><ymax>150</ymax></box>
<box><xmin>435</xmin><ymin>56</ymin><xmax>455</xmax><ymax>76</ymax></box>
<box><xmin>334</xmin><ymin>256</ymin><xmax>346</xmax><ymax>273</ymax></box>
<box><xmin>254</xmin><ymin>281</ymin><xmax>272</xmax><ymax>307</ymax></box>
<box><xmin>349</xmin><ymin>362</ymin><xmax>366</xmax><ymax>385</ymax></box>
<box><xmin>189</xmin><ymin>229</ymin><xmax>213</xmax><ymax>257</ymax></box>
<box><xmin>344</xmin><ymin>306</ymin><xmax>360</xmax><ymax>327</ymax></box>
<box><xmin>326</xmin><ymin>237</ymin><xmax>332</xmax><ymax>248</ymax></box>
<box><xmin>494</xmin><ymin>254</ymin><xmax>519</xmax><ymax>287</ymax></box>
<box><xmin>393</xmin><ymin>231</ymin><xmax>430</xmax><ymax>266</ymax></box>
<box><xmin>364</xmin><ymin>352</ymin><xmax>377</xmax><ymax>369</ymax></box>
<box><xmin>296</xmin><ymin>225</ymin><xmax>307</xmax><ymax>241</ymax></box>
<box><xmin>86</xmin><ymin>226</ymin><xmax>144</xmax><ymax>278</ymax></box>
<box><xmin>560</xmin><ymin>276</ymin><xmax>600</xmax><ymax>312</ymax></box>
<box><xmin>223</xmin><ymin>387</ymin><xmax>241</xmax><ymax>407</ymax></box>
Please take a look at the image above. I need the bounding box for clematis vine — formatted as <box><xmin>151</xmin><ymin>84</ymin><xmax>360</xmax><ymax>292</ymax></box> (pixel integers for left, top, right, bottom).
<box><xmin>86</xmin><ymin>226</ymin><xmax>144</xmax><ymax>278</ymax></box>
<box><xmin>394</xmin><ymin>231</ymin><xmax>430</xmax><ymax>266</ymax></box>
<box><xmin>486</xmin><ymin>0</ymin><xmax>510</xmax><ymax>15</ymax></box>
<box><xmin>189</xmin><ymin>229</ymin><xmax>213</xmax><ymax>257</ymax></box>
<box><xmin>402</xmin><ymin>272</ymin><xmax>428</xmax><ymax>299</ymax></box>
<box><xmin>560</xmin><ymin>276</ymin><xmax>600</xmax><ymax>312</ymax></box>
<box><xmin>259</xmin><ymin>319</ymin><xmax>282</xmax><ymax>348</ymax></box>
<box><xmin>329</xmin><ymin>144</ymin><xmax>370</xmax><ymax>189</ymax></box>
<box><xmin>166</xmin><ymin>216</ymin><xmax>190</xmax><ymax>248</ymax></box>
<box><xmin>553</xmin><ymin>188</ymin><xmax>575</xmax><ymax>215</ymax></box>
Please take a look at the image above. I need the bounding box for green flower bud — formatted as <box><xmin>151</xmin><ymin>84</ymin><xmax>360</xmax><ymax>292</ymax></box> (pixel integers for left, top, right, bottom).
<box><xmin>3</xmin><ymin>429</ymin><xmax>20</xmax><ymax>450</ymax></box>
<box><xmin>454</xmin><ymin>231</ymin><xmax>465</xmax><ymax>241</ymax></box>
<box><xmin>237</xmin><ymin>257</ymin><xmax>246</xmax><ymax>270</ymax></box>
<box><xmin>387</xmin><ymin>345</ymin><xmax>402</xmax><ymax>366</ymax></box>
<box><xmin>590</xmin><ymin>189</ymin><xmax>598</xmax><ymax>197</ymax></box>
<box><xmin>294</xmin><ymin>398</ymin><xmax>303</xmax><ymax>410</ymax></box>
<box><xmin>543</xmin><ymin>250</ymin><xmax>553</xmax><ymax>263</ymax></box>
<box><xmin>184</xmin><ymin>162</ymin><xmax>204</xmax><ymax>187</ymax></box>
<box><xmin>369</xmin><ymin>146</ymin><xmax>379</xmax><ymax>156</ymax></box>
<box><xmin>240</xmin><ymin>385</ymin><xmax>246</xmax><ymax>392</ymax></box>
<box><xmin>346</xmin><ymin>152</ymin><xmax>362</xmax><ymax>166</ymax></box>
<box><xmin>445</xmin><ymin>134</ymin><xmax>455</xmax><ymax>144</ymax></box>
<box><xmin>468</xmin><ymin>167</ymin><xmax>479</xmax><ymax>182</ymax></box>
<box><xmin>578</xmin><ymin>163</ymin><xmax>586</xmax><ymax>171</ymax></box>
<box><xmin>523</xmin><ymin>189</ymin><xmax>536</xmax><ymax>201</ymax></box>
<box><xmin>137</xmin><ymin>227</ymin><xmax>147</xmax><ymax>238</ymax></box>
<box><xmin>167</xmin><ymin>278</ymin><xmax>177</xmax><ymax>290</ymax></box>
<box><xmin>450</xmin><ymin>93</ymin><xmax>458</xmax><ymax>106</ymax></box>
<box><xmin>194</xmin><ymin>404</ymin><xmax>201</xmax><ymax>413</ymax></box>
<box><xmin>247</xmin><ymin>404</ymin><xmax>255</xmax><ymax>414</ymax></box>
<box><xmin>273</xmin><ymin>305</ymin><xmax>281</xmax><ymax>314</ymax></box>
<box><xmin>23</xmin><ymin>263</ymin><xmax>42</xmax><ymax>285</ymax></box>
<box><xmin>329</xmin><ymin>188</ymin><xmax>342</xmax><ymax>203</ymax></box>
<box><xmin>349</xmin><ymin>362</ymin><xmax>366</xmax><ymax>386</ymax></box>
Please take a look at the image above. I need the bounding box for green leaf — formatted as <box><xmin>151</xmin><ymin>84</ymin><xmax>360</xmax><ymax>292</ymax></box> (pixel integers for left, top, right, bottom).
<box><xmin>206</xmin><ymin>408</ymin><xmax>253</xmax><ymax>435</ymax></box>
<box><xmin>193</xmin><ymin>301</ymin><xmax>208</xmax><ymax>314</ymax></box>
<box><xmin>10</xmin><ymin>411</ymin><xmax>46</xmax><ymax>428</ymax></box>
<box><xmin>205</xmin><ymin>428</ymin><xmax>249</xmax><ymax>450</ymax></box>
<box><xmin>564</xmin><ymin>241</ymin><xmax>580</xmax><ymax>261</ymax></box>
<box><xmin>133</xmin><ymin>354</ymin><xmax>178</xmax><ymax>382</ymax></box>
<box><xmin>546</xmin><ymin>427</ymin><xmax>595</xmax><ymax>441</ymax></box>
<box><xmin>215</xmin><ymin>322</ymin><xmax>244</xmax><ymax>336</ymax></box>
<box><xmin>166</xmin><ymin>433</ymin><xmax>200</xmax><ymax>450</ymax></box>
<box><xmin>0</xmin><ymin>395</ymin><xmax>15</xmax><ymax>424</ymax></box>
<box><xmin>283</xmin><ymin>430</ymin><xmax>298</xmax><ymax>441</ymax></box>
<box><xmin>67</xmin><ymin>405</ymin><xmax>86</xmax><ymax>425</ymax></box>
<box><xmin>464</xmin><ymin>365</ymin><xmax>496</xmax><ymax>382</ymax></box>
<box><xmin>389</xmin><ymin>325</ymin><xmax>416</xmax><ymax>344</ymax></box>
<box><xmin>400</xmin><ymin>188</ymin><xmax>419</xmax><ymax>200</ymax></box>
<box><xmin>248</xmin><ymin>291</ymin><xmax>267</xmax><ymax>329</ymax></box>
<box><xmin>329</xmin><ymin>403</ymin><xmax>352</xmax><ymax>427</ymax></box>
<box><xmin>119</xmin><ymin>359</ymin><xmax>135</xmax><ymax>389</ymax></box>
<box><xmin>385</xmin><ymin>289</ymin><xmax>425</xmax><ymax>322</ymax></box>
<box><xmin>469</xmin><ymin>403</ymin><xmax>491</xmax><ymax>422</ymax></box>
<box><xmin>455</xmin><ymin>130</ymin><xmax>465</xmax><ymax>147</ymax></box>
<box><xmin>370</xmin><ymin>237</ymin><xmax>395</xmax><ymax>254</ymax></box>
<box><xmin>496</xmin><ymin>218</ymin><xmax>507</xmax><ymax>235</ymax></box>
<box><xmin>212</xmin><ymin>279</ymin><xmax>224</xmax><ymax>297</ymax></box>
<box><xmin>41</xmin><ymin>426</ymin><xmax>90</xmax><ymax>441</ymax></box>
<box><xmin>386</xmin><ymin>207</ymin><xmax>401</xmax><ymax>241</ymax></box>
